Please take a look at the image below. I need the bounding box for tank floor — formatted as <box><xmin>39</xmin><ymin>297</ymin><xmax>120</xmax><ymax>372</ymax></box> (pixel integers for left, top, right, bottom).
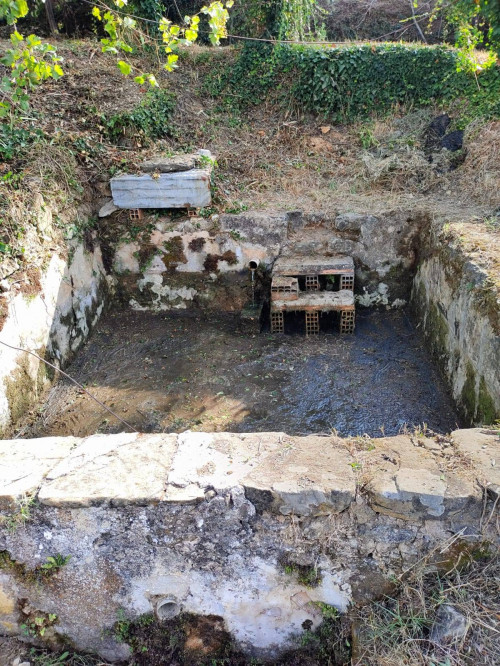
<box><xmin>19</xmin><ymin>307</ymin><xmax>462</xmax><ymax>439</ymax></box>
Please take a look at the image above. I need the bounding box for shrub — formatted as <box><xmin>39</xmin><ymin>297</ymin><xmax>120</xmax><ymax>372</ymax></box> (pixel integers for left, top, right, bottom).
<box><xmin>206</xmin><ymin>42</ymin><xmax>500</xmax><ymax>122</ymax></box>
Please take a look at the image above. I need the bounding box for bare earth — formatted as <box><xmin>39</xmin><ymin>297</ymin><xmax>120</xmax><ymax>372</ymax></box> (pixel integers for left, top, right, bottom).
<box><xmin>19</xmin><ymin>308</ymin><xmax>461</xmax><ymax>440</ymax></box>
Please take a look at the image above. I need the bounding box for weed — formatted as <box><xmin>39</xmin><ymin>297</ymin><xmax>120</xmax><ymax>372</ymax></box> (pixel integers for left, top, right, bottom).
<box><xmin>28</xmin><ymin>650</ymin><xmax>71</xmax><ymax>665</ymax></box>
<box><xmin>225</xmin><ymin>203</ymin><xmax>249</xmax><ymax>215</ymax></box>
<box><xmin>358</xmin><ymin>126</ymin><xmax>380</xmax><ymax>149</ymax></box>
<box><xmin>22</xmin><ymin>612</ymin><xmax>58</xmax><ymax>639</ymax></box>
<box><xmin>484</xmin><ymin>216</ymin><xmax>500</xmax><ymax>232</ymax></box>
<box><xmin>199</xmin><ymin>206</ymin><xmax>217</xmax><ymax>218</ymax></box>
<box><xmin>281</xmin><ymin>558</ymin><xmax>322</xmax><ymax>587</ymax></box>
<box><xmin>114</xmin><ymin>608</ymin><xmax>132</xmax><ymax>643</ymax></box>
<box><xmin>314</xmin><ymin>601</ymin><xmax>339</xmax><ymax>619</ymax></box>
<box><xmin>0</xmin><ymin>124</ymin><xmax>43</xmax><ymax>161</ymax></box>
<box><xmin>40</xmin><ymin>553</ymin><xmax>71</xmax><ymax>574</ymax></box>
<box><xmin>197</xmin><ymin>153</ymin><xmax>218</xmax><ymax>169</ymax></box>
<box><xmin>1</xmin><ymin>493</ymin><xmax>36</xmax><ymax>531</ymax></box>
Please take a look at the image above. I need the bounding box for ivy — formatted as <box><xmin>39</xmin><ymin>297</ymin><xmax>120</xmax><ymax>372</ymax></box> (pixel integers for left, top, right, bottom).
<box><xmin>208</xmin><ymin>42</ymin><xmax>500</xmax><ymax>122</ymax></box>
<box><xmin>103</xmin><ymin>87</ymin><xmax>177</xmax><ymax>142</ymax></box>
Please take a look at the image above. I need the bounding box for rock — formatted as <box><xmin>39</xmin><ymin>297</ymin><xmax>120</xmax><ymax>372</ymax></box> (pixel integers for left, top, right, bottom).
<box><xmin>0</xmin><ymin>437</ymin><xmax>78</xmax><ymax>510</ymax></box>
<box><xmin>0</xmin><ymin>258</ymin><xmax>19</xmax><ymax>280</ymax></box>
<box><xmin>98</xmin><ymin>198</ymin><xmax>120</xmax><ymax>218</ymax></box>
<box><xmin>34</xmin><ymin>192</ymin><xmax>52</xmax><ymax>234</ymax></box>
<box><xmin>368</xmin><ymin>466</ymin><xmax>447</xmax><ymax>519</ymax></box>
<box><xmin>335</xmin><ymin>213</ymin><xmax>375</xmax><ymax>232</ymax></box>
<box><xmin>425</xmin><ymin>114</ymin><xmax>451</xmax><ymax>150</ymax></box>
<box><xmin>0</xmin><ymin>279</ymin><xmax>10</xmax><ymax>292</ymax></box>
<box><xmin>197</xmin><ymin>149</ymin><xmax>213</xmax><ymax>159</ymax></box>
<box><xmin>430</xmin><ymin>604</ymin><xmax>469</xmax><ymax>644</ymax></box>
<box><xmin>441</xmin><ymin>130</ymin><xmax>464</xmax><ymax>152</ymax></box>
<box><xmin>220</xmin><ymin>212</ymin><xmax>288</xmax><ymax>246</ymax></box>
<box><xmin>142</xmin><ymin>154</ymin><xmax>198</xmax><ymax>173</ymax></box>
<box><xmin>38</xmin><ymin>433</ymin><xmax>177</xmax><ymax>507</ymax></box>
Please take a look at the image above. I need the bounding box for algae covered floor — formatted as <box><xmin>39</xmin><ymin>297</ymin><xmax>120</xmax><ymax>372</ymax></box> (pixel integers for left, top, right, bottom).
<box><xmin>20</xmin><ymin>308</ymin><xmax>462</xmax><ymax>439</ymax></box>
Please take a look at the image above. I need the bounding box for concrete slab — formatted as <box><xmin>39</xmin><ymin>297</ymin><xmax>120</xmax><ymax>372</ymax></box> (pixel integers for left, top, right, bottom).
<box><xmin>166</xmin><ymin>431</ymin><xmax>285</xmax><ymax>496</ymax></box>
<box><xmin>271</xmin><ymin>290</ymin><xmax>355</xmax><ymax>312</ymax></box>
<box><xmin>273</xmin><ymin>255</ymin><xmax>354</xmax><ymax>276</ymax></box>
<box><xmin>242</xmin><ymin>436</ymin><xmax>356</xmax><ymax>516</ymax></box>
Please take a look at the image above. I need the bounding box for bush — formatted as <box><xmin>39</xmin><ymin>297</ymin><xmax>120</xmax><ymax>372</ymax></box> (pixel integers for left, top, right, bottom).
<box><xmin>206</xmin><ymin>41</ymin><xmax>500</xmax><ymax>122</ymax></box>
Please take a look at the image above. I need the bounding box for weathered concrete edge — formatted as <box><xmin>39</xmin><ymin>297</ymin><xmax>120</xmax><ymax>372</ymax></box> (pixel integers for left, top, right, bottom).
<box><xmin>1</xmin><ymin>428</ymin><xmax>498</xmax><ymax>522</ymax></box>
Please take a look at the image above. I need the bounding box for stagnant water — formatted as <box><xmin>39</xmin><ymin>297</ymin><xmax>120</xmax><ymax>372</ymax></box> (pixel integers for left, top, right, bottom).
<box><xmin>19</xmin><ymin>308</ymin><xmax>462</xmax><ymax>439</ymax></box>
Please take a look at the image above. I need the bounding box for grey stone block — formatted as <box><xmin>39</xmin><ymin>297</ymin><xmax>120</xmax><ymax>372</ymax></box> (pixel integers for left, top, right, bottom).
<box><xmin>111</xmin><ymin>170</ymin><xmax>212</xmax><ymax>209</ymax></box>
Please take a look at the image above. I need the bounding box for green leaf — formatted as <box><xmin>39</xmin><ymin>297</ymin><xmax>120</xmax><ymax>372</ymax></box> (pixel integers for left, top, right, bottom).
<box><xmin>117</xmin><ymin>60</ymin><xmax>131</xmax><ymax>76</ymax></box>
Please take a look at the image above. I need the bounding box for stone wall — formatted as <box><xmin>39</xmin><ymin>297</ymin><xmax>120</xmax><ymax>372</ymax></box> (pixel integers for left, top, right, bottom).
<box><xmin>412</xmin><ymin>240</ymin><xmax>500</xmax><ymax>425</ymax></box>
<box><xmin>0</xmin><ymin>241</ymin><xmax>110</xmax><ymax>437</ymax></box>
<box><xmin>0</xmin><ymin>428</ymin><xmax>498</xmax><ymax>661</ymax></box>
<box><xmin>113</xmin><ymin>209</ymin><xmax>429</xmax><ymax>312</ymax></box>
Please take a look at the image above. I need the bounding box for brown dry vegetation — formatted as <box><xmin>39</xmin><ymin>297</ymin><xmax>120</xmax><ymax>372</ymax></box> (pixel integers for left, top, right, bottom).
<box><xmin>1</xmin><ymin>40</ymin><xmax>499</xmax><ymax>281</ymax></box>
<box><xmin>353</xmin><ymin>550</ymin><xmax>500</xmax><ymax>666</ymax></box>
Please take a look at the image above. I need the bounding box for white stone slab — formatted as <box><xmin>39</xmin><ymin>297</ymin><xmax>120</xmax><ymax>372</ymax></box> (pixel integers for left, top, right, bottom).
<box><xmin>38</xmin><ymin>433</ymin><xmax>177</xmax><ymax>507</ymax></box>
<box><xmin>0</xmin><ymin>437</ymin><xmax>77</xmax><ymax>510</ymax></box>
<box><xmin>111</xmin><ymin>170</ymin><xmax>212</xmax><ymax>209</ymax></box>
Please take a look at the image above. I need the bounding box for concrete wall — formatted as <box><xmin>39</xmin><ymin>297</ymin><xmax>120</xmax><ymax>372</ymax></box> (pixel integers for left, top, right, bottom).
<box><xmin>413</xmin><ymin>244</ymin><xmax>500</xmax><ymax>425</ymax></box>
<box><xmin>0</xmin><ymin>428</ymin><xmax>498</xmax><ymax>661</ymax></box>
<box><xmin>113</xmin><ymin>210</ymin><xmax>429</xmax><ymax>312</ymax></box>
<box><xmin>0</xmin><ymin>241</ymin><xmax>110</xmax><ymax>437</ymax></box>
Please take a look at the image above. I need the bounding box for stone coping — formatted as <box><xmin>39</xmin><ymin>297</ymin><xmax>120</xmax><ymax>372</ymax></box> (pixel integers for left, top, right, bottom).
<box><xmin>0</xmin><ymin>429</ymin><xmax>498</xmax><ymax>521</ymax></box>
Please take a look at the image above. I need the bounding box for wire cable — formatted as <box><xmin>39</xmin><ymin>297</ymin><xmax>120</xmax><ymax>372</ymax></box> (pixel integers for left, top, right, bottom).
<box><xmin>80</xmin><ymin>0</ymin><xmax>430</xmax><ymax>47</ymax></box>
<box><xmin>0</xmin><ymin>339</ymin><xmax>138</xmax><ymax>433</ymax></box>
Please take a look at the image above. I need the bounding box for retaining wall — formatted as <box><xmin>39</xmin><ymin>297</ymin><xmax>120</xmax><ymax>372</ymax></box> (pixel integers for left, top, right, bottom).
<box><xmin>113</xmin><ymin>209</ymin><xmax>429</xmax><ymax>311</ymax></box>
<box><xmin>413</xmin><ymin>240</ymin><xmax>500</xmax><ymax>424</ymax></box>
<box><xmin>0</xmin><ymin>242</ymin><xmax>110</xmax><ymax>437</ymax></box>
<box><xmin>0</xmin><ymin>428</ymin><xmax>498</xmax><ymax>661</ymax></box>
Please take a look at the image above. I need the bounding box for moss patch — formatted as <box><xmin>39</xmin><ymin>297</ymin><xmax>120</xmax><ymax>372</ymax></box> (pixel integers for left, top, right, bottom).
<box><xmin>203</xmin><ymin>250</ymin><xmax>238</xmax><ymax>273</ymax></box>
<box><xmin>19</xmin><ymin>266</ymin><xmax>42</xmax><ymax>300</ymax></box>
<box><xmin>188</xmin><ymin>237</ymin><xmax>206</xmax><ymax>252</ymax></box>
<box><xmin>4</xmin><ymin>349</ymin><xmax>48</xmax><ymax>430</ymax></box>
<box><xmin>477</xmin><ymin>376</ymin><xmax>498</xmax><ymax>425</ymax></box>
<box><xmin>134</xmin><ymin>244</ymin><xmax>159</xmax><ymax>273</ymax></box>
<box><xmin>163</xmin><ymin>236</ymin><xmax>187</xmax><ymax>271</ymax></box>
<box><xmin>203</xmin><ymin>253</ymin><xmax>219</xmax><ymax>272</ymax></box>
<box><xmin>280</xmin><ymin>554</ymin><xmax>322</xmax><ymax>588</ymax></box>
<box><xmin>425</xmin><ymin>302</ymin><xmax>449</xmax><ymax>362</ymax></box>
<box><xmin>114</xmin><ymin>612</ymin><xmax>247</xmax><ymax>666</ymax></box>
<box><xmin>461</xmin><ymin>361</ymin><xmax>477</xmax><ymax>423</ymax></box>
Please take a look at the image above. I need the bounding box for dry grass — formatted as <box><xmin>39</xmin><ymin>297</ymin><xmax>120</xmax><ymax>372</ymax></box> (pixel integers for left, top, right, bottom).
<box><xmin>460</xmin><ymin>120</ymin><xmax>500</xmax><ymax>208</ymax></box>
<box><xmin>354</xmin><ymin>549</ymin><xmax>500</xmax><ymax>666</ymax></box>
